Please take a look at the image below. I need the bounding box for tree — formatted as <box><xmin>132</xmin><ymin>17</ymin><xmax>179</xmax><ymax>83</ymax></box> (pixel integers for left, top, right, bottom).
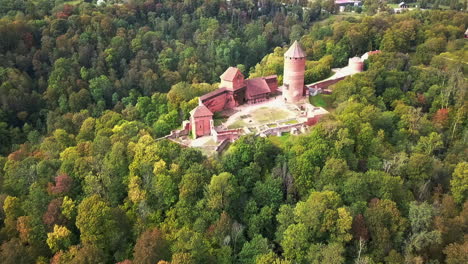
<box><xmin>238</xmin><ymin>235</ymin><xmax>271</xmax><ymax>264</ymax></box>
<box><xmin>443</xmin><ymin>240</ymin><xmax>468</xmax><ymax>264</ymax></box>
<box><xmin>76</xmin><ymin>195</ymin><xmax>127</xmax><ymax>255</ymax></box>
<box><xmin>281</xmin><ymin>223</ymin><xmax>309</xmax><ymax>264</ymax></box>
<box><xmin>281</xmin><ymin>191</ymin><xmax>352</xmax><ymax>264</ymax></box>
<box><xmin>295</xmin><ymin>191</ymin><xmax>352</xmax><ymax>243</ymax></box>
<box><xmin>308</xmin><ymin>243</ymin><xmax>345</xmax><ymax>264</ymax></box>
<box><xmin>317</xmin><ymin>158</ymin><xmax>349</xmax><ymax>190</ymax></box>
<box><xmin>48</xmin><ymin>174</ymin><xmax>73</xmax><ymax>196</ymax></box>
<box><xmin>172</xmin><ymin>228</ymin><xmax>212</xmax><ymax>263</ymax></box>
<box><xmin>133</xmin><ymin>228</ymin><xmax>170</xmax><ymax>264</ymax></box>
<box><xmin>406</xmin><ymin>202</ymin><xmax>441</xmax><ymax>259</ymax></box>
<box><xmin>2</xmin><ymin>195</ymin><xmax>23</xmax><ymax>238</ymax></box>
<box><xmin>450</xmin><ymin>162</ymin><xmax>468</xmax><ymax>204</ymax></box>
<box><xmin>46</xmin><ymin>225</ymin><xmax>73</xmax><ymax>253</ymax></box>
<box><xmin>206</xmin><ymin>172</ymin><xmax>238</xmax><ymax>211</ymax></box>
<box><xmin>364</xmin><ymin>199</ymin><xmax>407</xmax><ymax>261</ymax></box>
<box><xmin>414</xmin><ymin>132</ymin><xmax>443</xmax><ymax>155</ymax></box>
<box><xmin>89</xmin><ymin>75</ymin><xmax>112</xmax><ymax>106</ymax></box>
<box><xmin>0</xmin><ymin>238</ymin><xmax>32</xmax><ymax>264</ymax></box>
<box><xmin>43</xmin><ymin>198</ymin><xmax>65</xmax><ymax>229</ymax></box>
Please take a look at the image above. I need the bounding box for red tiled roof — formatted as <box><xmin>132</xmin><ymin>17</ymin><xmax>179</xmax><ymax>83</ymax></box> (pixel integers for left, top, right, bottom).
<box><xmin>245</xmin><ymin>78</ymin><xmax>271</xmax><ymax>99</ymax></box>
<box><xmin>190</xmin><ymin>104</ymin><xmax>213</xmax><ymax>117</ymax></box>
<box><xmin>199</xmin><ymin>87</ymin><xmax>227</xmax><ymax>101</ymax></box>
<box><xmin>284</xmin><ymin>40</ymin><xmax>306</xmax><ymax>58</ymax></box>
<box><xmin>368</xmin><ymin>50</ymin><xmax>381</xmax><ymax>55</ymax></box>
<box><xmin>220</xmin><ymin>67</ymin><xmax>243</xmax><ymax>81</ymax></box>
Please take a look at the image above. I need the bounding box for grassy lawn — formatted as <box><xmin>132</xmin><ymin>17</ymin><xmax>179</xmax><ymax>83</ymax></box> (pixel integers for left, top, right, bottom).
<box><xmin>251</xmin><ymin>107</ymin><xmax>291</xmax><ymax>123</ymax></box>
<box><xmin>228</xmin><ymin>120</ymin><xmax>247</xmax><ymax>129</ymax></box>
<box><xmin>214</xmin><ymin>117</ymin><xmax>227</xmax><ymax>126</ymax></box>
<box><xmin>283</xmin><ymin>119</ymin><xmax>298</xmax><ymax>125</ymax></box>
<box><xmin>268</xmin><ymin>133</ymin><xmax>291</xmax><ymax>149</ymax></box>
<box><xmin>309</xmin><ymin>94</ymin><xmax>334</xmax><ymax>109</ymax></box>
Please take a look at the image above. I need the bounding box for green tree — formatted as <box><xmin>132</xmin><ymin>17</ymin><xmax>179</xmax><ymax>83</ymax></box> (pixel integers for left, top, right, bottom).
<box><xmin>206</xmin><ymin>172</ymin><xmax>238</xmax><ymax>211</ymax></box>
<box><xmin>46</xmin><ymin>225</ymin><xmax>73</xmax><ymax>253</ymax></box>
<box><xmin>76</xmin><ymin>195</ymin><xmax>127</xmax><ymax>255</ymax></box>
<box><xmin>450</xmin><ymin>162</ymin><xmax>468</xmax><ymax>204</ymax></box>
<box><xmin>364</xmin><ymin>199</ymin><xmax>407</xmax><ymax>261</ymax></box>
<box><xmin>238</xmin><ymin>235</ymin><xmax>271</xmax><ymax>264</ymax></box>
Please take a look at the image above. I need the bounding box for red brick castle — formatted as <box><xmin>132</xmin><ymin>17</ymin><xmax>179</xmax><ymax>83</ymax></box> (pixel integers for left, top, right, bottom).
<box><xmin>190</xmin><ymin>41</ymin><xmax>307</xmax><ymax>138</ymax></box>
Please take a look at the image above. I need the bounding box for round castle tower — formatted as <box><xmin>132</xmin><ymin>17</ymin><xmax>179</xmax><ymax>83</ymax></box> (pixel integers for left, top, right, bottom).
<box><xmin>283</xmin><ymin>40</ymin><xmax>306</xmax><ymax>103</ymax></box>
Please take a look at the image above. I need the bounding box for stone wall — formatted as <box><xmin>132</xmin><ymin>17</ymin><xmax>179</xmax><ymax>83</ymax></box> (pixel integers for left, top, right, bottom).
<box><xmin>212</xmin><ymin>129</ymin><xmax>242</xmax><ymax>143</ymax></box>
<box><xmin>215</xmin><ymin>139</ymin><xmax>231</xmax><ymax>153</ymax></box>
<box><xmin>258</xmin><ymin>122</ymin><xmax>307</xmax><ymax>136</ymax></box>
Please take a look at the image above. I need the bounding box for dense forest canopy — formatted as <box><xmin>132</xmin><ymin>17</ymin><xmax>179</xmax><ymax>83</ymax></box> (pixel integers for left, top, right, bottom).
<box><xmin>0</xmin><ymin>0</ymin><xmax>467</xmax><ymax>263</ymax></box>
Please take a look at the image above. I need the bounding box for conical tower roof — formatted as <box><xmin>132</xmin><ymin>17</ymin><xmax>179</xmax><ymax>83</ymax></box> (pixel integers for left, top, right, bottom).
<box><xmin>190</xmin><ymin>103</ymin><xmax>213</xmax><ymax>118</ymax></box>
<box><xmin>284</xmin><ymin>40</ymin><xmax>306</xmax><ymax>58</ymax></box>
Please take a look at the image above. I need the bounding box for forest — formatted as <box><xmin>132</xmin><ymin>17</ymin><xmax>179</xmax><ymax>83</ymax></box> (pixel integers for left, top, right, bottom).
<box><xmin>0</xmin><ymin>0</ymin><xmax>467</xmax><ymax>263</ymax></box>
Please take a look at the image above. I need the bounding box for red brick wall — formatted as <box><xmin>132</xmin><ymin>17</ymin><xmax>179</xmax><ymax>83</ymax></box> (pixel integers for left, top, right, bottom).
<box><xmin>306</xmin><ymin>114</ymin><xmax>326</xmax><ymax>126</ymax></box>
<box><xmin>202</xmin><ymin>91</ymin><xmax>237</xmax><ymax>113</ymax></box>
<box><xmin>202</xmin><ymin>93</ymin><xmax>228</xmax><ymax>113</ymax></box>
<box><xmin>308</xmin><ymin>76</ymin><xmax>345</xmax><ymax>89</ymax></box>
<box><xmin>215</xmin><ymin>130</ymin><xmax>241</xmax><ymax>142</ymax></box>
<box><xmin>265</xmin><ymin>77</ymin><xmax>278</xmax><ymax>93</ymax></box>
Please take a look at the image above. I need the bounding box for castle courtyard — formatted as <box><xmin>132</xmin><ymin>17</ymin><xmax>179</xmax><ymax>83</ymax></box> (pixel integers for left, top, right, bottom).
<box><xmin>221</xmin><ymin>96</ymin><xmax>307</xmax><ymax>132</ymax></box>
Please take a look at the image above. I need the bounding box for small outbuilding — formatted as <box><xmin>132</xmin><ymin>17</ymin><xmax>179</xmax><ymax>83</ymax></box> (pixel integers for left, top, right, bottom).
<box><xmin>190</xmin><ymin>103</ymin><xmax>213</xmax><ymax>138</ymax></box>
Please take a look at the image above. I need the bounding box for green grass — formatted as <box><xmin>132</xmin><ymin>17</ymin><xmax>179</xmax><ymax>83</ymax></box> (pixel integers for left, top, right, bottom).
<box><xmin>227</xmin><ymin>120</ymin><xmax>247</xmax><ymax>129</ymax></box>
<box><xmin>268</xmin><ymin>133</ymin><xmax>291</xmax><ymax>149</ymax></box>
<box><xmin>250</xmin><ymin>107</ymin><xmax>291</xmax><ymax>123</ymax></box>
<box><xmin>310</xmin><ymin>94</ymin><xmax>334</xmax><ymax>109</ymax></box>
<box><xmin>214</xmin><ymin>117</ymin><xmax>227</xmax><ymax>126</ymax></box>
<box><xmin>283</xmin><ymin>119</ymin><xmax>298</xmax><ymax>125</ymax></box>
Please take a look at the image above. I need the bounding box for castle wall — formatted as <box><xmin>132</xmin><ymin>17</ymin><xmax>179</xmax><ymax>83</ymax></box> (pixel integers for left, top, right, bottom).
<box><xmin>213</xmin><ymin>129</ymin><xmax>242</xmax><ymax>142</ymax></box>
<box><xmin>308</xmin><ymin>76</ymin><xmax>346</xmax><ymax>90</ymax></box>
<box><xmin>306</xmin><ymin>114</ymin><xmax>326</xmax><ymax>126</ymax></box>
<box><xmin>201</xmin><ymin>90</ymin><xmax>230</xmax><ymax>113</ymax></box>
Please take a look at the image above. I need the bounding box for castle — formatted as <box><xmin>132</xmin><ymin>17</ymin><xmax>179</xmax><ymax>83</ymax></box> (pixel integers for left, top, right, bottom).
<box><xmin>190</xmin><ymin>40</ymin><xmax>309</xmax><ymax>138</ymax></box>
<box><xmin>164</xmin><ymin>41</ymin><xmax>377</xmax><ymax>152</ymax></box>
